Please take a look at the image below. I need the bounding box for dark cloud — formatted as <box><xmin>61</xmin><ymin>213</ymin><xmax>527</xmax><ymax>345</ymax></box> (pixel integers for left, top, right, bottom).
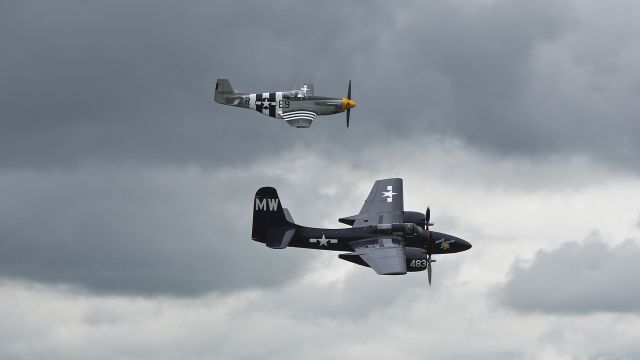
<box><xmin>0</xmin><ymin>1</ymin><xmax>378</xmax><ymax>169</ymax></box>
<box><xmin>3</xmin><ymin>1</ymin><xmax>640</xmax><ymax>358</ymax></box>
<box><xmin>496</xmin><ymin>236</ymin><xmax>640</xmax><ymax>313</ymax></box>
<box><xmin>4</xmin><ymin>1</ymin><xmax>640</xmax><ymax>172</ymax></box>
<box><xmin>0</xmin><ymin>167</ymin><xmax>309</xmax><ymax>296</ymax></box>
<box><xmin>0</xmin><ymin>0</ymin><xmax>639</xmax><ymax>300</ymax></box>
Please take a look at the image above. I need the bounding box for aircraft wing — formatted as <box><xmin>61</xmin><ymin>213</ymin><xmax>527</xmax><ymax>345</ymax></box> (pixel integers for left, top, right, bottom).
<box><xmin>282</xmin><ymin>110</ymin><xmax>316</xmax><ymax>128</ymax></box>
<box><xmin>340</xmin><ymin>238</ymin><xmax>407</xmax><ymax>275</ymax></box>
<box><xmin>350</xmin><ymin>178</ymin><xmax>404</xmax><ymax>227</ymax></box>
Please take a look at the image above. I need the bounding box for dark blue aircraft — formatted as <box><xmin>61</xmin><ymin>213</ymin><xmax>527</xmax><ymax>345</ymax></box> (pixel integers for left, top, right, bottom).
<box><xmin>252</xmin><ymin>178</ymin><xmax>471</xmax><ymax>286</ymax></box>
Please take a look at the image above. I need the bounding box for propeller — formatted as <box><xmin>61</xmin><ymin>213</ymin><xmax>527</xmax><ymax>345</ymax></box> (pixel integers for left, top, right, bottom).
<box><xmin>347</xmin><ymin>80</ymin><xmax>352</xmax><ymax>128</ymax></box>
<box><xmin>425</xmin><ymin>207</ymin><xmax>435</xmax><ymax>286</ymax></box>
<box><xmin>425</xmin><ymin>207</ymin><xmax>431</xmax><ymax>229</ymax></box>
<box><xmin>427</xmin><ymin>254</ymin><xmax>433</xmax><ymax>286</ymax></box>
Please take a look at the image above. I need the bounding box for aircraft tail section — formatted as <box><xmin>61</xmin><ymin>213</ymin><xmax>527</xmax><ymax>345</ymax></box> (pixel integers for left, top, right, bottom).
<box><xmin>214</xmin><ymin>79</ymin><xmax>236</xmax><ymax>104</ymax></box>
<box><xmin>252</xmin><ymin>187</ymin><xmax>296</xmax><ymax>249</ymax></box>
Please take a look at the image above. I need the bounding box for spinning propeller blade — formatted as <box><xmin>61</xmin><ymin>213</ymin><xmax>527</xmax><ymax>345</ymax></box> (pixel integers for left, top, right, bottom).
<box><xmin>425</xmin><ymin>207</ymin><xmax>431</xmax><ymax>229</ymax></box>
<box><xmin>425</xmin><ymin>206</ymin><xmax>435</xmax><ymax>286</ymax></box>
<box><xmin>427</xmin><ymin>255</ymin><xmax>432</xmax><ymax>286</ymax></box>
<box><xmin>346</xmin><ymin>80</ymin><xmax>352</xmax><ymax>128</ymax></box>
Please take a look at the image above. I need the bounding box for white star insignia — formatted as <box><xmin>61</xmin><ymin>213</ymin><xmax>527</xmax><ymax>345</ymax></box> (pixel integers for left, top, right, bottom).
<box><xmin>310</xmin><ymin>234</ymin><xmax>338</xmax><ymax>247</ymax></box>
<box><xmin>256</xmin><ymin>97</ymin><xmax>273</xmax><ymax>109</ymax></box>
<box><xmin>381</xmin><ymin>186</ymin><xmax>397</xmax><ymax>203</ymax></box>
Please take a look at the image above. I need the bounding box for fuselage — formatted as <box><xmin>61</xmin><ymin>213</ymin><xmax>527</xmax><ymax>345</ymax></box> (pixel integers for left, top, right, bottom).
<box><xmin>250</xmin><ymin>184</ymin><xmax>471</xmax><ymax>276</ymax></box>
<box><xmin>222</xmin><ymin>91</ymin><xmax>354</xmax><ymax>119</ymax></box>
<box><xmin>252</xmin><ymin>223</ymin><xmax>471</xmax><ymax>273</ymax></box>
<box><xmin>253</xmin><ymin>223</ymin><xmax>472</xmax><ymax>255</ymax></box>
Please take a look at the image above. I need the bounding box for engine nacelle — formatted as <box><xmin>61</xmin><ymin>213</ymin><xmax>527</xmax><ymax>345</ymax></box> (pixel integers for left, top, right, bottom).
<box><xmin>404</xmin><ymin>247</ymin><xmax>428</xmax><ymax>272</ymax></box>
<box><xmin>339</xmin><ymin>211</ymin><xmax>426</xmax><ymax>227</ymax></box>
<box><xmin>404</xmin><ymin>211</ymin><xmax>426</xmax><ymax>228</ymax></box>
<box><xmin>376</xmin><ymin>223</ymin><xmax>424</xmax><ymax>237</ymax></box>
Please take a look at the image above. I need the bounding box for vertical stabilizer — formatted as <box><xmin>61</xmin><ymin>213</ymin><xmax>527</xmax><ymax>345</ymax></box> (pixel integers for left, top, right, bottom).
<box><xmin>252</xmin><ymin>187</ymin><xmax>295</xmax><ymax>248</ymax></box>
<box><xmin>214</xmin><ymin>79</ymin><xmax>235</xmax><ymax>103</ymax></box>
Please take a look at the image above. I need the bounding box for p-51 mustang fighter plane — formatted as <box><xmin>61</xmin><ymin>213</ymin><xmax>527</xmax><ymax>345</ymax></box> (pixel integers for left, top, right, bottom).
<box><xmin>252</xmin><ymin>178</ymin><xmax>471</xmax><ymax>285</ymax></box>
<box><xmin>214</xmin><ymin>79</ymin><xmax>356</xmax><ymax>128</ymax></box>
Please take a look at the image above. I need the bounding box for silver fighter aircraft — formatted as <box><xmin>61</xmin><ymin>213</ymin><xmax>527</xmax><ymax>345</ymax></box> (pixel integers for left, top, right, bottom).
<box><xmin>214</xmin><ymin>79</ymin><xmax>356</xmax><ymax>128</ymax></box>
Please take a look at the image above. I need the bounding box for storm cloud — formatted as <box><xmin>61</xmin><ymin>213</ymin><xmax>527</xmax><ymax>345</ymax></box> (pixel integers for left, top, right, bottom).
<box><xmin>3</xmin><ymin>1</ymin><xmax>640</xmax><ymax>171</ymax></box>
<box><xmin>0</xmin><ymin>165</ymin><xmax>313</xmax><ymax>295</ymax></box>
<box><xmin>2</xmin><ymin>0</ymin><xmax>640</xmax><ymax>358</ymax></box>
<box><xmin>497</xmin><ymin>237</ymin><xmax>640</xmax><ymax>314</ymax></box>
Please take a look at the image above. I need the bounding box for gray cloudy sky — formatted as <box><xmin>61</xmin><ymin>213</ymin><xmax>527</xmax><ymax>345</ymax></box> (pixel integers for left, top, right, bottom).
<box><xmin>2</xmin><ymin>0</ymin><xmax>640</xmax><ymax>359</ymax></box>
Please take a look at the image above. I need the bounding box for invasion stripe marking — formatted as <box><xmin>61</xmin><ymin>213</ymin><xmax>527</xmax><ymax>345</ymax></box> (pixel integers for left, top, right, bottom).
<box><xmin>255</xmin><ymin>93</ymin><xmax>263</xmax><ymax>113</ymax></box>
<box><xmin>269</xmin><ymin>92</ymin><xmax>276</xmax><ymax>118</ymax></box>
<box><xmin>283</xmin><ymin>111</ymin><xmax>316</xmax><ymax>116</ymax></box>
<box><xmin>261</xmin><ymin>92</ymin><xmax>270</xmax><ymax>116</ymax></box>
<box><xmin>249</xmin><ymin>94</ymin><xmax>256</xmax><ymax>110</ymax></box>
<box><xmin>283</xmin><ymin>117</ymin><xmax>315</xmax><ymax>120</ymax></box>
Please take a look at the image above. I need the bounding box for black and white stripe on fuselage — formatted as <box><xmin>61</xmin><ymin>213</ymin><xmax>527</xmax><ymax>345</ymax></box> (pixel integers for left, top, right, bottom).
<box><xmin>248</xmin><ymin>92</ymin><xmax>284</xmax><ymax>119</ymax></box>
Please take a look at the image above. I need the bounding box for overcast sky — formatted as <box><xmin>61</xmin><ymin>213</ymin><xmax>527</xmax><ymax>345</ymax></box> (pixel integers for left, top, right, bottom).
<box><xmin>2</xmin><ymin>1</ymin><xmax>640</xmax><ymax>359</ymax></box>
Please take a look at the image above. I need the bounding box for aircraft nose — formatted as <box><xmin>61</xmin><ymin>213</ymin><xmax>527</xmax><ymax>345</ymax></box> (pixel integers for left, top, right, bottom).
<box><xmin>459</xmin><ymin>239</ymin><xmax>472</xmax><ymax>251</ymax></box>
<box><xmin>341</xmin><ymin>98</ymin><xmax>357</xmax><ymax>110</ymax></box>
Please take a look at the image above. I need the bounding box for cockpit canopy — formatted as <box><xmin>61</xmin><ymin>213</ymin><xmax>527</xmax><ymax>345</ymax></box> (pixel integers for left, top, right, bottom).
<box><xmin>288</xmin><ymin>83</ymin><xmax>314</xmax><ymax>99</ymax></box>
<box><xmin>376</xmin><ymin>223</ymin><xmax>425</xmax><ymax>237</ymax></box>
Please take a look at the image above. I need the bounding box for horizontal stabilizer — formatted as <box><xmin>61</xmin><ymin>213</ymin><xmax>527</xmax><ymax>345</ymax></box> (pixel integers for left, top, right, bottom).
<box><xmin>265</xmin><ymin>227</ymin><xmax>295</xmax><ymax>249</ymax></box>
<box><xmin>338</xmin><ymin>214</ymin><xmax>359</xmax><ymax>226</ymax></box>
<box><xmin>283</xmin><ymin>208</ymin><xmax>294</xmax><ymax>223</ymax></box>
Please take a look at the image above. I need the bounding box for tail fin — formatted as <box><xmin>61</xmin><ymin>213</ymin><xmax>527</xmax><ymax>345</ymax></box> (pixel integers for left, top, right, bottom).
<box><xmin>214</xmin><ymin>79</ymin><xmax>235</xmax><ymax>104</ymax></box>
<box><xmin>252</xmin><ymin>187</ymin><xmax>296</xmax><ymax>249</ymax></box>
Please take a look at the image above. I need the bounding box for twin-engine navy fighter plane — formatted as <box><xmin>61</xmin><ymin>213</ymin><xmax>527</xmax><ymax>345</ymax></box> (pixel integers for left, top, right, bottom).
<box><xmin>252</xmin><ymin>178</ymin><xmax>471</xmax><ymax>285</ymax></box>
<box><xmin>214</xmin><ymin>79</ymin><xmax>356</xmax><ymax>128</ymax></box>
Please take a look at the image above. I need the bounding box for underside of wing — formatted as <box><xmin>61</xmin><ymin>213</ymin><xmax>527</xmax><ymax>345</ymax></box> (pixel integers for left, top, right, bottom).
<box><xmin>339</xmin><ymin>238</ymin><xmax>407</xmax><ymax>275</ymax></box>
<box><xmin>282</xmin><ymin>110</ymin><xmax>316</xmax><ymax>128</ymax></box>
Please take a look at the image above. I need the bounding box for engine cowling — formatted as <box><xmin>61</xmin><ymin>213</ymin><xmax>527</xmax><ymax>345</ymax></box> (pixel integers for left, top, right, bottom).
<box><xmin>404</xmin><ymin>247</ymin><xmax>428</xmax><ymax>272</ymax></box>
<box><xmin>376</xmin><ymin>223</ymin><xmax>425</xmax><ymax>237</ymax></box>
<box><xmin>404</xmin><ymin>211</ymin><xmax>426</xmax><ymax>228</ymax></box>
<box><xmin>339</xmin><ymin>211</ymin><xmax>427</xmax><ymax>228</ymax></box>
